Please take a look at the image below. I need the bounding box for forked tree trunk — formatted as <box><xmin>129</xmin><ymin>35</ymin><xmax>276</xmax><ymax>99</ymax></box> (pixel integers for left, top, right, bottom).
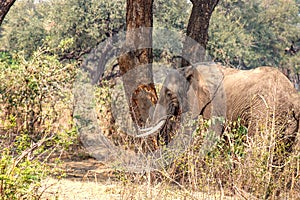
<box><xmin>118</xmin><ymin>0</ymin><xmax>157</xmax><ymax>127</ymax></box>
<box><xmin>0</xmin><ymin>0</ymin><xmax>16</xmax><ymax>26</ymax></box>
<box><xmin>182</xmin><ymin>0</ymin><xmax>219</xmax><ymax>67</ymax></box>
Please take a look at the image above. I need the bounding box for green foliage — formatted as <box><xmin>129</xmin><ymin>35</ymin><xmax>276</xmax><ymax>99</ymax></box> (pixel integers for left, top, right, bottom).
<box><xmin>0</xmin><ymin>146</ymin><xmax>48</xmax><ymax>200</ymax></box>
<box><xmin>154</xmin><ymin>0</ymin><xmax>191</xmax><ymax>30</ymax></box>
<box><xmin>208</xmin><ymin>8</ymin><xmax>253</xmax><ymax>67</ymax></box>
<box><xmin>208</xmin><ymin>0</ymin><xmax>300</xmax><ymax>69</ymax></box>
<box><xmin>281</xmin><ymin>53</ymin><xmax>300</xmax><ymax>75</ymax></box>
<box><xmin>0</xmin><ymin>1</ymin><xmax>47</xmax><ymax>57</ymax></box>
<box><xmin>221</xmin><ymin>119</ymin><xmax>248</xmax><ymax>158</ymax></box>
<box><xmin>45</xmin><ymin>0</ymin><xmax>125</xmax><ymax>56</ymax></box>
<box><xmin>0</xmin><ymin>49</ymin><xmax>75</xmax><ymax>137</ymax></box>
<box><xmin>0</xmin><ymin>0</ymin><xmax>126</xmax><ymax>58</ymax></box>
<box><xmin>1</xmin><ymin>0</ymin><xmax>299</xmax><ymax>72</ymax></box>
<box><xmin>0</xmin><ymin>49</ymin><xmax>77</xmax><ymax>199</ymax></box>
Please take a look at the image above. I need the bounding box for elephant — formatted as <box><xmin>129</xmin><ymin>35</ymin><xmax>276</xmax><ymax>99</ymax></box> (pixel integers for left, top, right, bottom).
<box><xmin>137</xmin><ymin>63</ymin><xmax>300</xmax><ymax>148</ymax></box>
<box><xmin>136</xmin><ymin>62</ymin><xmax>300</xmax><ymax>198</ymax></box>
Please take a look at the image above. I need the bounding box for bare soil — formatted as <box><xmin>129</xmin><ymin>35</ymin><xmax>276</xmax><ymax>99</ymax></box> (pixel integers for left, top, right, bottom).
<box><xmin>39</xmin><ymin>158</ymin><xmax>244</xmax><ymax>200</ymax></box>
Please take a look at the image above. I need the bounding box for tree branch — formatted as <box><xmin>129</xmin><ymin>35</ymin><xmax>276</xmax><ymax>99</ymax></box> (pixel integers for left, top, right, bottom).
<box><xmin>0</xmin><ymin>0</ymin><xmax>17</xmax><ymax>26</ymax></box>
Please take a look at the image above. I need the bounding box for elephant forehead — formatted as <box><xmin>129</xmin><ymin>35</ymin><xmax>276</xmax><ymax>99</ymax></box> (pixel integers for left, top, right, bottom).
<box><xmin>163</xmin><ymin>71</ymin><xmax>188</xmax><ymax>93</ymax></box>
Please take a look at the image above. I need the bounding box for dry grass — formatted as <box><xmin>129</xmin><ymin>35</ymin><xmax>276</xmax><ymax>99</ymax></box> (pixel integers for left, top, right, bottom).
<box><xmin>37</xmin><ymin>114</ymin><xmax>300</xmax><ymax>200</ymax></box>
<box><xmin>40</xmin><ymin>175</ymin><xmax>239</xmax><ymax>200</ymax></box>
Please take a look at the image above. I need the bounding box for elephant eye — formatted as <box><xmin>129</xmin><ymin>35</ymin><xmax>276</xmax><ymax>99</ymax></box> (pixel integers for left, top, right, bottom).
<box><xmin>186</xmin><ymin>74</ymin><xmax>193</xmax><ymax>83</ymax></box>
<box><xmin>166</xmin><ymin>90</ymin><xmax>173</xmax><ymax>98</ymax></box>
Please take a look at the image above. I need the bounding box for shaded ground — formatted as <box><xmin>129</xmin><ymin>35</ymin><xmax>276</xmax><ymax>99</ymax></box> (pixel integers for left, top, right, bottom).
<box><xmin>59</xmin><ymin>158</ymin><xmax>114</xmax><ymax>181</ymax></box>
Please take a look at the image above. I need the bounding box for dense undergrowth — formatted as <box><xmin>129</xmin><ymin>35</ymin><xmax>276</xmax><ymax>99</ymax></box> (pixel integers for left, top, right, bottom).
<box><xmin>0</xmin><ymin>50</ymin><xmax>77</xmax><ymax>199</ymax></box>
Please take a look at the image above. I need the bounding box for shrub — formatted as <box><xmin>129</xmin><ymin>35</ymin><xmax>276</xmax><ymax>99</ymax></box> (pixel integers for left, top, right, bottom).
<box><xmin>0</xmin><ymin>49</ymin><xmax>77</xmax><ymax>199</ymax></box>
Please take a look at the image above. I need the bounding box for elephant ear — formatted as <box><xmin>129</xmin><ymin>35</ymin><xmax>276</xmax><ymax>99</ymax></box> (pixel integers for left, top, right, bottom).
<box><xmin>180</xmin><ymin>65</ymin><xmax>195</xmax><ymax>84</ymax></box>
<box><xmin>180</xmin><ymin>66</ymin><xmax>212</xmax><ymax>119</ymax></box>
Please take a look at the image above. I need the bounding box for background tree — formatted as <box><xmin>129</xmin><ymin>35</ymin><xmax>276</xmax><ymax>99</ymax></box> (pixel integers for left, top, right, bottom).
<box><xmin>46</xmin><ymin>0</ymin><xmax>125</xmax><ymax>60</ymax></box>
<box><xmin>118</xmin><ymin>0</ymin><xmax>158</xmax><ymax>126</ymax></box>
<box><xmin>1</xmin><ymin>0</ymin><xmax>299</xmax><ymax>70</ymax></box>
<box><xmin>207</xmin><ymin>0</ymin><xmax>300</xmax><ymax>90</ymax></box>
<box><xmin>152</xmin><ymin>0</ymin><xmax>191</xmax><ymax>65</ymax></box>
<box><xmin>208</xmin><ymin>0</ymin><xmax>300</xmax><ymax>68</ymax></box>
<box><xmin>0</xmin><ymin>1</ymin><xmax>46</xmax><ymax>56</ymax></box>
<box><xmin>154</xmin><ymin>0</ymin><xmax>191</xmax><ymax>30</ymax></box>
<box><xmin>0</xmin><ymin>0</ymin><xmax>16</xmax><ymax>26</ymax></box>
<box><xmin>0</xmin><ymin>0</ymin><xmax>125</xmax><ymax>58</ymax></box>
<box><xmin>182</xmin><ymin>0</ymin><xmax>219</xmax><ymax>66</ymax></box>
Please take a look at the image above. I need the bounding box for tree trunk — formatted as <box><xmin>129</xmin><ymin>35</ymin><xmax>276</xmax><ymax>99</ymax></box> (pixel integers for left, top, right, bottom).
<box><xmin>118</xmin><ymin>0</ymin><xmax>157</xmax><ymax>127</ymax></box>
<box><xmin>0</xmin><ymin>0</ymin><xmax>16</xmax><ymax>26</ymax></box>
<box><xmin>182</xmin><ymin>0</ymin><xmax>219</xmax><ymax>67</ymax></box>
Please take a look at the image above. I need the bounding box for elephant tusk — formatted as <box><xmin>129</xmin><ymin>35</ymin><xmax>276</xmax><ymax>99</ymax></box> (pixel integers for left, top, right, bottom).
<box><xmin>139</xmin><ymin>116</ymin><xmax>168</xmax><ymax>132</ymax></box>
<box><xmin>136</xmin><ymin>119</ymin><xmax>166</xmax><ymax>138</ymax></box>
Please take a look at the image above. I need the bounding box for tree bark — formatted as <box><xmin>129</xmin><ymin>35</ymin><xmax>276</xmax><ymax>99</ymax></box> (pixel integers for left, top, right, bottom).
<box><xmin>0</xmin><ymin>0</ymin><xmax>16</xmax><ymax>26</ymax></box>
<box><xmin>118</xmin><ymin>0</ymin><xmax>157</xmax><ymax>127</ymax></box>
<box><xmin>182</xmin><ymin>0</ymin><xmax>219</xmax><ymax>67</ymax></box>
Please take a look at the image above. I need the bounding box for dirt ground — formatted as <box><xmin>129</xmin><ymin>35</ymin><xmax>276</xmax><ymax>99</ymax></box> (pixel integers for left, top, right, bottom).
<box><xmin>39</xmin><ymin>158</ymin><xmax>245</xmax><ymax>200</ymax></box>
<box><xmin>39</xmin><ymin>158</ymin><xmax>120</xmax><ymax>200</ymax></box>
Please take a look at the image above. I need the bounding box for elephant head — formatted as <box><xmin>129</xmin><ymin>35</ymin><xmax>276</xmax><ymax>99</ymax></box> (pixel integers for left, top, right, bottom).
<box><xmin>137</xmin><ymin>64</ymin><xmax>225</xmax><ymax>142</ymax></box>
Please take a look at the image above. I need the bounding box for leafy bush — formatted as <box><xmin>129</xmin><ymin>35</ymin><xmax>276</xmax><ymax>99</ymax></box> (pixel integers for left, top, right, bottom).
<box><xmin>0</xmin><ymin>143</ymin><xmax>48</xmax><ymax>199</ymax></box>
<box><xmin>0</xmin><ymin>49</ymin><xmax>75</xmax><ymax>141</ymax></box>
<box><xmin>0</xmin><ymin>49</ymin><xmax>77</xmax><ymax>199</ymax></box>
